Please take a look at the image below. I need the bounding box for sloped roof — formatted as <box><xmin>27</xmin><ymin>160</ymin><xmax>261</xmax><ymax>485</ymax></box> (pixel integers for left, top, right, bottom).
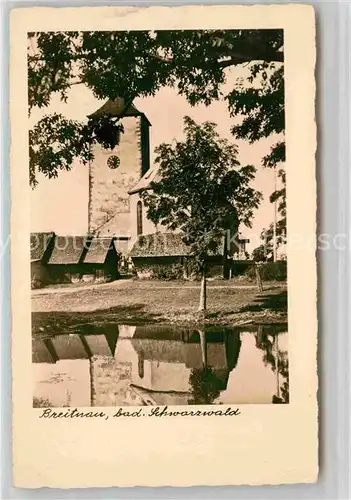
<box><xmin>130</xmin><ymin>232</ymin><xmax>225</xmax><ymax>258</ymax></box>
<box><xmin>128</xmin><ymin>166</ymin><xmax>162</xmax><ymax>194</ymax></box>
<box><xmin>88</xmin><ymin>98</ymin><xmax>151</xmax><ymax>125</ymax></box>
<box><xmin>131</xmin><ymin>338</ymin><xmax>185</xmax><ymax>364</ymax></box>
<box><xmin>32</xmin><ymin>339</ymin><xmax>56</xmax><ymax>364</ymax></box>
<box><xmin>30</xmin><ymin>232</ymin><xmax>55</xmax><ymax>262</ymax></box>
<box><xmin>133</xmin><ymin>324</ymin><xmax>194</xmax><ymax>342</ymax></box>
<box><xmin>50</xmin><ymin>335</ymin><xmax>89</xmax><ymax>360</ymax></box>
<box><xmin>83</xmin><ymin>237</ymin><xmax>115</xmax><ymax>264</ymax></box>
<box><xmin>130</xmin><ymin>232</ymin><xmax>190</xmax><ymax>258</ymax></box>
<box><xmin>83</xmin><ymin>333</ymin><xmax>118</xmax><ymax>356</ymax></box>
<box><xmin>131</xmin><ymin>338</ymin><xmax>231</xmax><ymax>371</ymax></box>
<box><xmin>47</xmin><ymin>236</ymin><xmax>89</xmax><ymax>265</ymax></box>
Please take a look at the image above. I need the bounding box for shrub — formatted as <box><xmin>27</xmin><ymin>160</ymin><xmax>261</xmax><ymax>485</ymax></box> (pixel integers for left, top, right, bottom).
<box><xmin>246</xmin><ymin>261</ymin><xmax>287</xmax><ymax>282</ymax></box>
<box><xmin>136</xmin><ymin>263</ymin><xmax>185</xmax><ymax>280</ymax></box>
<box><xmin>33</xmin><ymin>397</ymin><xmax>51</xmax><ymax>408</ymax></box>
<box><xmin>230</xmin><ymin>261</ymin><xmax>253</xmax><ymax>277</ymax></box>
<box><xmin>31</xmin><ymin>275</ymin><xmax>43</xmax><ymax>289</ymax></box>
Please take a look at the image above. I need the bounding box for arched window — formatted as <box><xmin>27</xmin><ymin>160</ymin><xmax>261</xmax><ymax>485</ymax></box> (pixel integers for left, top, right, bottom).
<box><xmin>137</xmin><ymin>201</ymin><xmax>143</xmax><ymax>236</ymax></box>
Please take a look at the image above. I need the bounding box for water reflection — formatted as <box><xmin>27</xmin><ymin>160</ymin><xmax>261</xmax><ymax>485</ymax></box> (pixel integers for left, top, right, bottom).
<box><xmin>32</xmin><ymin>323</ymin><xmax>288</xmax><ymax>407</ymax></box>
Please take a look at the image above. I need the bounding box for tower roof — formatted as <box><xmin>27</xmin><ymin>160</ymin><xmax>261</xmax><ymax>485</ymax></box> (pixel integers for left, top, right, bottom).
<box><xmin>88</xmin><ymin>98</ymin><xmax>151</xmax><ymax>125</ymax></box>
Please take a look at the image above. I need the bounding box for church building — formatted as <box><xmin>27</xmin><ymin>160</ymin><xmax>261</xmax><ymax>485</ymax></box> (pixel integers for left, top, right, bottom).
<box><xmin>30</xmin><ymin>98</ymin><xmax>250</xmax><ymax>287</ymax></box>
<box><xmin>87</xmin><ymin>98</ymin><xmax>249</xmax><ymax>276</ymax></box>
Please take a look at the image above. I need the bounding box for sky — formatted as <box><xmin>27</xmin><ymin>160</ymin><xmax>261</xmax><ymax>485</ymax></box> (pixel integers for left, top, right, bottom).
<box><xmin>30</xmin><ymin>67</ymin><xmax>282</xmax><ymax>253</ymax></box>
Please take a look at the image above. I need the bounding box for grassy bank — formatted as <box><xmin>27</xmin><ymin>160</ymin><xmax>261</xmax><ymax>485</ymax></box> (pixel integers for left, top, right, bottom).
<box><xmin>32</xmin><ymin>279</ymin><xmax>287</xmax><ymax>333</ymax></box>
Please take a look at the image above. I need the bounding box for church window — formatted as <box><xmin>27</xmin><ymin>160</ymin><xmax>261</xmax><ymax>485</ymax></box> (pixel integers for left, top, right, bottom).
<box><xmin>137</xmin><ymin>201</ymin><xmax>143</xmax><ymax>236</ymax></box>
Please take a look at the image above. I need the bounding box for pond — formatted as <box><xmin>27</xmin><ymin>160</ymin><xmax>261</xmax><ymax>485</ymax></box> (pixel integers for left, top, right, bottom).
<box><xmin>32</xmin><ymin>323</ymin><xmax>288</xmax><ymax>407</ymax></box>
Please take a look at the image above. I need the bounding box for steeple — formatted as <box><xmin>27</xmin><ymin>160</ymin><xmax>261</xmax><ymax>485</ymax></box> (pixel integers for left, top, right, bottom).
<box><xmin>88</xmin><ymin>99</ymin><xmax>151</xmax><ymax>237</ymax></box>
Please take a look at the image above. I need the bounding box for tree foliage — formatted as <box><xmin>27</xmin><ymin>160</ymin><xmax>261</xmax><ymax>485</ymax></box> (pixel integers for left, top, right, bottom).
<box><xmin>188</xmin><ymin>367</ymin><xmax>223</xmax><ymax>405</ymax></box>
<box><xmin>255</xmin><ymin>329</ymin><xmax>289</xmax><ymax>404</ymax></box>
<box><xmin>28</xmin><ymin>29</ymin><xmax>284</xmax><ymax>184</ymax></box>
<box><xmin>140</xmin><ymin>116</ymin><xmax>262</xmax><ymax>267</ymax></box>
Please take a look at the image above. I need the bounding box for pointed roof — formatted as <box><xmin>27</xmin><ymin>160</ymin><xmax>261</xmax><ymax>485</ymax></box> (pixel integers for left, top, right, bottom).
<box><xmin>129</xmin><ymin>232</ymin><xmax>190</xmax><ymax>258</ymax></box>
<box><xmin>129</xmin><ymin>232</ymin><xmax>225</xmax><ymax>258</ymax></box>
<box><xmin>47</xmin><ymin>236</ymin><xmax>89</xmax><ymax>265</ymax></box>
<box><xmin>128</xmin><ymin>165</ymin><xmax>162</xmax><ymax>194</ymax></box>
<box><xmin>83</xmin><ymin>237</ymin><xmax>115</xmax><ymax>264</ymax></box>
<box><xmin>88</xmin><ymin>98</ymin><xmax>151</xmax><ymax>126</ymax></box>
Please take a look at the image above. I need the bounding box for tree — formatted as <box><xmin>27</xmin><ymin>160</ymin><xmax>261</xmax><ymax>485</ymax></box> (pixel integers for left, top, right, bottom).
<box><xmin>188</xmin><ymin>367</ymin><xmax>224</xmax><ymax>405</ymax></box>
<box><xmin>28</xmin><ymin>29</ymin><xmax>284</xmax><ymax>193</ymax></box>
<box><xmin>140</xmin><ymin>116</ymin><xmax>262</xmax><ymax>312</ymax></box>
<box><xmin>251</xmin><ymin>208</ymin><xmax>286</xmax><ymax>262</ymax></box>
<box><xmin>251</xmin><ymin>244</ymin><xmax>272</xmax><ymax>262</ymax></box>
<box><xmin>259</xmin><ymin>166</ymin><xmax>286</xmax><ymax>254</ymax></box>
<box><xmin>255</xmin><ymin>327</ymin><xmax>289</xmax><ymax>404</ymax></box>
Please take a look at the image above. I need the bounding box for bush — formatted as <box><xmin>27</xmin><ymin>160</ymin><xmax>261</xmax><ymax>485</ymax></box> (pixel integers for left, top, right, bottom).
<box><xmin>246</xmin><ymin>261</ymin><xmax>287</xmax><ymax>282</ymax></box>
<box><xmin>31</xmin><ymin>275</ymin><xmax>43</xmax><ymax>289</ymax></box>
<box><xmin>33</xmin><ymin>397</ymin><xmax>52</xmax><ymax>408</ymax></box>
<box><xmin>136</xmin><ymin>263</ymin><xmax>185</xmax><ymax>280</ymax></box>
<box><xmin>230</xmin><ymin>260</ymin><xmax>253</xmax><ymax>277</ymax></box>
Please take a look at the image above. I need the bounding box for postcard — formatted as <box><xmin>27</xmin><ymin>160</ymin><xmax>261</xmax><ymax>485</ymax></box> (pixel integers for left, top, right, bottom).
<box><xmin>10</xmin><ymin>4</ymin><xmax>317</xmax><ymax>487</ymax></box>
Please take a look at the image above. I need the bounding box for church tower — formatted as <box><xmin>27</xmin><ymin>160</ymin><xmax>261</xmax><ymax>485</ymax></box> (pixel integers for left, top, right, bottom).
<box><xmin>88</xmin><ymin>99</ymin><xmax>151</xmax><ymax>238</ymax></box>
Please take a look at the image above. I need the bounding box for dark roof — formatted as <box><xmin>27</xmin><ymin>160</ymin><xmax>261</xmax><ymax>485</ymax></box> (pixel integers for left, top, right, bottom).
<box><xmin>88</xmin><ymin>98</ymin><xmax>151</xmax><ymax>126</ymax></box>
<box><xmin>131</xmin><ymin>338</ymin><xmax>185</xmax><ymax>364</ymax></box>
<box><xmin>83</xmin><ymin>333</ymin><xmax>118</xmax><ymax>357</ymax></box>
<box><xmin>30</xmin><ymin>232</ymin><xmax>55</xmax><ymax>262</ymax></box>
<box><xmin>32</xmin><ymin>334</ymin><xmax>118</xmax><ymax>362</ymax></box>
<box><xmin>130</xmin><ymin>233</ymin><xmax>190</xmax><ymax>258</ymax></box>
<box><xmin>133</xmin><ymin>324</ymin><xmax>194</xmax><ymax>341</ymax></box>
<box><xmin>130</xmin><ymin>232</ymin><xmax>225</xmax><ymax>258</ymax></box>
<box><xmin>32</xmin><ymin>339</ymin><xmax>56</xmax><ymax>364</ymax></box>
<box><xmin>47</xmin><ymin>236</ymin><xmax>88</xmax><ymax>265</ymax></box>
<box><xmin>83</xmin><ymin>237</ymin><xmax>115</xmax><ymax>264</ymax></box>
<box><xmin>128</xmin><ymin>166</ymin><xmax>162</xmax><ymax>194</ymax></box>
<box><xmin>31</xmin><ymin>234</ymin><xmax>119</xmax><ymax>265</ymax></box>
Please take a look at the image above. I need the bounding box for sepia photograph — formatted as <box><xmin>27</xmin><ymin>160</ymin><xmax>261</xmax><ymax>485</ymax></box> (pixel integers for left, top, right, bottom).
<box><xmin>10</xmin><ymin>4</ymin><xmax>318</xmax><ymax>487</ymax></box>
<box><xmin>29</xmin><ymin>28</ymin><xmax>289</xmax><ymax>408</ymax></box>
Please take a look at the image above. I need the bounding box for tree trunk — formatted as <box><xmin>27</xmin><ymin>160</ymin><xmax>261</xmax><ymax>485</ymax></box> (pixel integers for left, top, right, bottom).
<box><xmin>198</xmin><ymin>329</ymin><xmax>207</xmax><ymax>369</ymax></box>
<box><xmin>183</xmin><ymin>257</ymin><xmax>188</xmax><ymax>279</ymax></box>
<box><xmin>198</xmin><ymin>267</ymin><xmax>207</xmax><ymax>312</ymax></box>
<box><xmin>255</xmin><ymin>263</ymin><xmax>263</xmax><ymax>292</ymax></box>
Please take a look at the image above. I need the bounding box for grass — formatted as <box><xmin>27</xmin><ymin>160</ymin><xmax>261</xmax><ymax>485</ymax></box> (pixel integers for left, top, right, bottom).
<box><xmin>32</xmin><ymin>278</ymin><xmax>287</xmax><ymax>333</ymax></box>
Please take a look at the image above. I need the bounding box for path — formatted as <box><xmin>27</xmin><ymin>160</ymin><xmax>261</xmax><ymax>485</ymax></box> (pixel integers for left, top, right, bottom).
<box><xmin>31</xmin><ymin>279</ymin><xmax>271</xmax><ymax>297</ymax></box>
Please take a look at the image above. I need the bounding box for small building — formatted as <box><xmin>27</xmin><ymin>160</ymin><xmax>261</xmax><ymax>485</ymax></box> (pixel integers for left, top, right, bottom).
<box><xmin>30</xmin><ymin>233</ymin><xmax>120</xmax><ymax>288</ymax></box>
<box><xmin>129</xmin><ymin>232</ymin><xmax>190</xmax><ymax>278</ymax></box>
<box><xmin>129</xmin><ymin>231</ymin><xmax>249</xmax><ymax>279</ymax></box>
<box><xmin>30</xmin><ymin>232</ymin><xmax>56</xmax><ymax>288</ymax></box>
<box><xmin>127</xmin><ymin>163</ymin><xmax>251</xmax><ymax>278</ymax></box>
<box><xmin>47</xmin><ymin>235</ymin><xmax>119</xmax><ymax>284</ymax></box>
<box><xmin>32</xmin><ymin>98</ymin><xmax>253</xmax><ymax>285</ymax></box>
